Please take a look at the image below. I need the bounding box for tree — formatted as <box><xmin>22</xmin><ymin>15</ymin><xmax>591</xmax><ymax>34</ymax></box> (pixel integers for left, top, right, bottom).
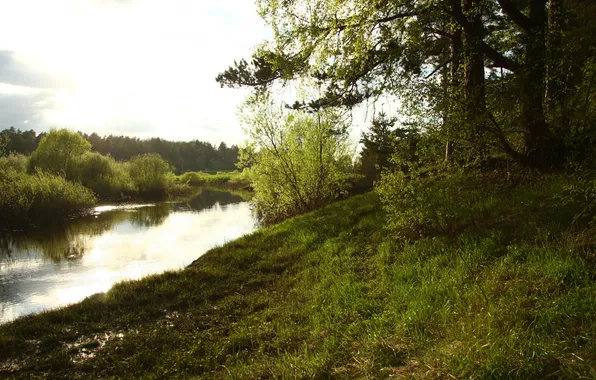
<box><xmin>219</xmin><ymin>0</ymin><xmax>596</xmax><ymax>168</ymax></box>
<box><xmin>240</xmin><ymin>93</ymin><xmax>353</xmax><ymax>224</ymax></box>
<box><xmin>0</xmin><ymin>134</ymin><xmax>8</xmax><ymax>156</ymax></box>
<box><xmin>28</xmin><ymin>129</ymin><xmax>91</xmax><ymax>176</ymax></box>
<box><xmin>359</xmin><ymin>113</ymin><xmax>398</xmax><ymax>185</ymax></box>
<box><xmin>128</xmin><ymin>153</ymin><xmax>171</xmax><ymax>194</ymax></box>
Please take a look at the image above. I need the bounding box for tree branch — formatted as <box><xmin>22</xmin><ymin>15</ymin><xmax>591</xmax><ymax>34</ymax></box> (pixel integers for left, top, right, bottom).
<box><xmin>424</xmin><ymin>58</ymin><xmax>452</xmax><ymax>79</ymax></box>
<box><xmin>446</xmin><ymin>0</ymin><xmax>519</xmax><ymax>71</ymax></box>
<box><xmin>496</xmin><ymin>0</ymin><xmax>535</xmax><ymax>31</ymax></box>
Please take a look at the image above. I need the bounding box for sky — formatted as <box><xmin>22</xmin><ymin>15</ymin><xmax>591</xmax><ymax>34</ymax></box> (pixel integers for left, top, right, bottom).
<box><xmin>0</xmin><ymin>0</ymin><xmax>271</xmax><ymax>145</ymax></box>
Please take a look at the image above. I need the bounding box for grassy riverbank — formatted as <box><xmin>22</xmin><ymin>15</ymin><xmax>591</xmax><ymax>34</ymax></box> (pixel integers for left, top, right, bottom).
<box><xmin>1</xmin><ymin>174</ymin><xmax>595</xmax><ymax>378</ymax></box>
<box><xmin>175</xmin><ymin>170</ymin><xmax>250</xmax><ymax>190</ymax></box>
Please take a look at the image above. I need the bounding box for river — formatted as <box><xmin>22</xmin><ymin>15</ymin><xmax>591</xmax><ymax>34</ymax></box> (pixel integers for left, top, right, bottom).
<box><xmin>0</xmin><ymin>188</ymin><xmax>256</xmax><ymax>324</ymax></box>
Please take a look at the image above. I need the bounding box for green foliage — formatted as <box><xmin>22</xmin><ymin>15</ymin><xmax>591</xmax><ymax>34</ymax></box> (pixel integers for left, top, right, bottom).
<box><xmin>0</xmin><ymin>127</ymin><xmax>40</xmax><ymax>156</ymax></box>
<box><xmin>28</xmin><ymin>129</ymin><xmax>91</xmax><ymax>176</ymax></box>
<box><xmin>1</xmin><ymin>176</ymin><xmax>595</xmax><ymax>378</ymax></box>
<box><xmin>241</xmin><ymin>93</ymin><xmax>354</xmax><ymax>223</ymax></box>
<box><xmin>221</xmin><ymin>0</ymin><xmax>596</xmax><ymax>168</ymax></box>
<box><xmin>0</xmin><ymin>133</ymin><xmax>8</xmax><ymax>155</ymax></box>
<box><xmin>69</xmin><ymin>152</ymin><xmax>135</xmax><ymax>198</ymax></box>
<box><xmin>0</xmin><ymin>168</ymin><xmax>97</xmax><ymax>227</ymax></box>
<box><xmin>1</xmin><ymin>127</ymin><xmax>241</xmax><ymax>174</ymax></box>
<box><xmin>0</xmin><ymin>153</ymin><xmax>28</xmax><ymax>173</ymax></box>
<box><xmin>82</xmin><ymin>132</ymin><xmax>240</xmax><ymax>174</ymax></box>
<box><xmin>128</xmin><ymin>153</ymin><xmax>172</xmax><ymax>194</ymax></box>
<box><xmin>176</xmin><ymin>170</ymin><xmax>247</xmax><ymax>189</ymax></box>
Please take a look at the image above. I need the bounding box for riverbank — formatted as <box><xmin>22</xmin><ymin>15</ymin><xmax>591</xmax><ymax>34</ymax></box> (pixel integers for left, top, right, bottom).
<box><xmin>1</xmin><ymin>174</ymin><xmax>595</xmax><ymax>378</ymax></box>
<box><xmin>175</xmin><ymin>170</ymin><xmax>251</xmax><ymax>190</ymax></box>
<box><xmin>0</xmin><ymin>164</ymin><xmax>249</xmax><ymax>229</ymax></box>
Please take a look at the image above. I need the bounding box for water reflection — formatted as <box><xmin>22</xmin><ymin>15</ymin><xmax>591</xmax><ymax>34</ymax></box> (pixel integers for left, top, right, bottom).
<box><xmin>0</xmin><ymin>189</ymin><xmax>254</xmax><ymax>323</ymax></box>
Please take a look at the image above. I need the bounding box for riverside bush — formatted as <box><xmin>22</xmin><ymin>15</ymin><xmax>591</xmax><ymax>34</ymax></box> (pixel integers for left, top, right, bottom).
<box><xmin>128</xmin><ymin>153</ymin><xmax>172</xmax><ymax>194</ymax></box>
<box><xmin>69</xmin><ymin>152</ymin><xmax>135</xmax><ymax>198</ymax></box>
<box><xmin>0</xmin><ymin>153</ymin><xmax>28</xmax><ymax>173</ymax></box>
<box><xmin>177</xmin><ymin>170</ymin><xmax>246</xmax><ymax>188</ymax></box>
<box><xmin>0</xmin><ymin>168</ymin><xmax>97</xmax><ymax>227</ymax></box>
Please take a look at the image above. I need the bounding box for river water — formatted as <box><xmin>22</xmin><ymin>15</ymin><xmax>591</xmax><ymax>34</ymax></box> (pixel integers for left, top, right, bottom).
<box><xmin>0</xmin><ymin>189</ymin><xmax>256</xmax><ymax>324</ymax></box>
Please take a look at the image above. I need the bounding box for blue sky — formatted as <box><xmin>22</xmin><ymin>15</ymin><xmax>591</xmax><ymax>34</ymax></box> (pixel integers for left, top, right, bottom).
<box><xmin>0</xmin><ymin>0</ymin><xmax>270</xmax><ymax>145</ymax></box>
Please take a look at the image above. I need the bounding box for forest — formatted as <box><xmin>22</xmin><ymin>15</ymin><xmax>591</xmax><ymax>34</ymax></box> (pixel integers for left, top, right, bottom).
<box><xmin>0</xmin><ymin>127</ymin><xmax>240</xmax><ymax>174</ymax></box>
<box><xmin>217</xmin><ymin>0</ymin><xmax>595</xmax><ymax>223</ymax></box>
<box><xmin>0</xmin><ymin>128</ymin><xmax>246</xmax><ymax>228</ymax></box>
<box><xmin>1</xmin><ymin>0</ymin><xmax>595</xmax><ymax>378</ymax></box>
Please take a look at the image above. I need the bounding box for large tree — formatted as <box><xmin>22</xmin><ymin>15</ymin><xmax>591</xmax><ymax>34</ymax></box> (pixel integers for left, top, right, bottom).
<box><xmin>219</xmin><ymin>0</ymin><xmax>596</xmax><ymax>168</ymax></box>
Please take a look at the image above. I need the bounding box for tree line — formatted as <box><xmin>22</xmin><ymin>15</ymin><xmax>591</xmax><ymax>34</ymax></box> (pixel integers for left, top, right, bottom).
<box><xmin>0</xmin><ymin>127</ymin><xmax>240</xmax><ymax>174</ymax></box>
<box><xmin>216</xmin><ymin>0</ymin><xmax>595</xmax><ymax>223</ymax></box>
<box><xmin>218</xmin><ymin>0</ymin><xmax>595</xmax><ymax>170</ymax></box>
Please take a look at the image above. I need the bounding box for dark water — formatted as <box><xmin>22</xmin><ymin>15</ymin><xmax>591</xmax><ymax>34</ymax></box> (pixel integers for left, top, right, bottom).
<box><xmin>0</xmin><ymin>189</ymin><xmax>256</xmax><ymax>324</ymax></box>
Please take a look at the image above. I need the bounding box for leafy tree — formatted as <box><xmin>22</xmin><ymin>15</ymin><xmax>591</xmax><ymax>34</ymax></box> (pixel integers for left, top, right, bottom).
<box><xmin>70</xmin><ymin>152</ymin><xmax>135</xmax><ymax>197</ymax></box>
<box><xmin>0</xmin><ymin>153</ymin><xmax>28</xmax><ymax>173</ymax></box>
<box><xmin>128</xmin><ymin>153</ymin><xmax>171</xmax><ymax>194</ymax></box>
<box><xmin>0</xmin><ymin>133</ymin><xmax>8</xmax><ymax>156</ymax></box>
<box><xmin>359</xmin><ymin>113</ymin><xmax>399</xmax><ymax>185</ymax></box>
<box><xmin>28</xmin><ymin>129</ymin><xmax>91</xmax><ymax>176</ymax></box>
<box><xmin>219</xmin><ymin>0</ymin><xmax>596</xmax><ymax>168</ymax></box>
<box><xmin>0</xmin><ymin>127</ymin><xmax>41</xmax><ymax>156</ymax></box>
<box><xmin>240</xmin><ymin>93</ymin><xmax>353</xmax><ymax>224</ymax></box>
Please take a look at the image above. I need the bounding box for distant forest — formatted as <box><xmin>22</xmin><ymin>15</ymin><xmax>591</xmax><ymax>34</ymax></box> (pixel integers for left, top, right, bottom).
<box><xmin>0</xmin><ymin>127</ymin><xmax>239</xmax><ymax>174</ymax></box>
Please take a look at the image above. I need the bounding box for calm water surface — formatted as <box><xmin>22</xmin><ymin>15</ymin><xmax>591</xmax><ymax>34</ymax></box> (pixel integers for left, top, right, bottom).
<box><xmin>0</xmin><ymin>189</ymin><xmax>256</xmax><ymax>324</ymax></box>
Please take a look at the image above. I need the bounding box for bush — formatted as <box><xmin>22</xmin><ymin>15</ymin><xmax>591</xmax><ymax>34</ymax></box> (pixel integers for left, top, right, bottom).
<box><xmin>377</xmin><ymin>169</ymin><xmax>497</xmax><ymax>240</ymax></box>
<box><xmin>0</xmin><ymin>153</ymin><xmax>28</xmax><ymax>173</ymax></box>
<box><xmin>0</xmin><ymin>168</ymin><xmax>97</xmax><ymax>227</ymax></box>
<box><xmin>128</xmin><ymin>153</ymin><xmax>172</xmax><ymax>194</ymax></box>
<box><xmin>28</xmin><ymin>129</ymin><xmax>91</xmax><ymax>176</ymax></box>
<box><xmin>240</xmin><ymin>93</ymin><xmax>354</xmax><ymax>224</ymax></box>
<box><xmin>176</xmin><ymin>170</ymin><xmax>247</xmax><ymax>188</ymax></box>
<box><xmin>70</xmin><ymin>152</ymin><xmax>135</xmax><ymax>198</ymax></box>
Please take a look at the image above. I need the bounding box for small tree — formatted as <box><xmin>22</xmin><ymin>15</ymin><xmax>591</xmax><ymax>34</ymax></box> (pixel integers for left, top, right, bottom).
<box><xmin>128</xmin><ymin>153</ymin><xmax>171</xmax><ymax>194</ymax></box>
<box><xmin>28</xmin><ymin>129</ymin><xmax>91</xmax><ymax>176</ymax></box>
<box><xmin>240</xmin><ymin>93</ymin><xmax>353</xmax><ymax>224</ymax></box>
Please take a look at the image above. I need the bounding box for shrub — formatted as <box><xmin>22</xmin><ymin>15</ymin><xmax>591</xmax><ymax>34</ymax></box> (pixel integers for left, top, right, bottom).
<box><xmin>128</xmin><ymin>153</ymin><xmax>171</xmax><ymax>194</ymax></box>
<box><xmin>0</xmin><ymin>153</ymin><xmax>28</xmax><ymax>173</ymax></box>
<box><xmin>70</xmin><ymin>152</ymin><xmax>135</xmax><ymax>198</ymax></box>
<box><xmin>0</xmin><ymin>168</ymin><xmax>97</xmax><ymax>227</ymax></box>
<box><xmin>240</xmin><ymin>93</ymin><xmax>354</xmax><ymax>224</ymax></box>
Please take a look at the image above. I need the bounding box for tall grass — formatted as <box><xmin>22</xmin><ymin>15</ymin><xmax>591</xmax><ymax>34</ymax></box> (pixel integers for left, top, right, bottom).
<box><xmin>176</xmin><ymin>170</ymin><xmax>248</xmax><ymax>188</ymax></box>
<box><xmin>0</xmin><ymin>173</ymin><xmax>594</xmax><ymax>378</ymax></box>
<box><xmin>0</xmin><ymin>168</ymin><xmax>97</xmax><ymax>227</ymax></box>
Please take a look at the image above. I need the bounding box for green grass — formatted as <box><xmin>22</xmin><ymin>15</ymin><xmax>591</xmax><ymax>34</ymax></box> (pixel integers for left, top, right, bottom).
<box><xmin>176</xmin><ymin>170</ymin><xmax>250</xmax><ymax>189</ymax></box>
<box><xmin>0</xmin><ymin>168</ymin><xmax>97</xmax><ymax>228</ymax></box>
<box><xmin>0</xmin><ymin>174</ymin><xmax>594</xmax><ymax>378</ymax></box>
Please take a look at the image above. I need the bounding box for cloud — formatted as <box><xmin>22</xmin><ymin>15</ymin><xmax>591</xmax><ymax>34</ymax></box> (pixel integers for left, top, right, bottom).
<box><xmin>0</xmin><ymin>0</ymin><xmax>269</xmax><ymax>144</ymax></box>
<box><xmin>0</xmin><ymin>90</ymin><xmax>55</xmax><ymax>130</ymax></box>
<box><xmin>0</xmin><ymin>51</ymin><xmax>74</xmax><ymax>90</ymax></box>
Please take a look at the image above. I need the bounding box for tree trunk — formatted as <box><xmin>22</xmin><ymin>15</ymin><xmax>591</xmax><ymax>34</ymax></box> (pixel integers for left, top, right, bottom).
<box><xmin>445</xmin><ymin>27</ymin><xmax>462</xmax><ymax>163</ymax></box>
<box><xmin>462</xmin><ymin>0</ymin><xmax>488</xmax><ymax>158</ymax></box>
<box><xmin>520</xmin><ymin>0</ymin><xmax>551</xmax><ymax>166</ymax></box>
<box><xmin>545</xmin><ymin>0</ymin><xmax>563</xmax><ymax>105</ymax></box>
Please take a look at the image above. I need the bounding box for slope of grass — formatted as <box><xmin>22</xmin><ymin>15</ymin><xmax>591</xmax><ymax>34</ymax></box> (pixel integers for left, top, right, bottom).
<box><xmin>0</xmin><ymin>174</ymin><xmax>594</xmax><ymax>378</ymax></box>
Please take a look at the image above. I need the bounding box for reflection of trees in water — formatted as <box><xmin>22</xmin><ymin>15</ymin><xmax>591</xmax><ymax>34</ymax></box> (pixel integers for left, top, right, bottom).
<box><xmin>0</xmin><ymin>209</ymin><xmax>138</xmax><ymax>262</ymax></box>
<box><xmin>128</xmin><ymin>203</ymin><xmax>171</xmax><ymax>228</ymax></box>
<box><xmin>0</xmin><ymin>190</ymin><xmax>248</xmax><ymax>263</ymax></box>
<box><xmin>186</xmin><ymin>189</ymin><xmax>245</xmax><ymax>211</ymax></box>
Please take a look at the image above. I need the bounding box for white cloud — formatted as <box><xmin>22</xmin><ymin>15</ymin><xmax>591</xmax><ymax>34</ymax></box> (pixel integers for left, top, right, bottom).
<box><xmin>0</xmin><ymin>0</ymin><xmax>269</xmax><ymax>145</ymax></box>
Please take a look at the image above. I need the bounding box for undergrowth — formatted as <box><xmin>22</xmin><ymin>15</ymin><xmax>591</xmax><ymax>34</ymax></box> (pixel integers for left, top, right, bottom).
<box><xmin>0</xmin><ymin>172</ymin><xmax>594</xmax><ymax>378</ymax></box>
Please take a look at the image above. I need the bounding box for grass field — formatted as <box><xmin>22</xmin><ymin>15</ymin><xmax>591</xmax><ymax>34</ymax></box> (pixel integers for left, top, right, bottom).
<box><xmin>0</xmin><ymin>174</ymin><xmax>594</xmax><ymax>378</ymax></box>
